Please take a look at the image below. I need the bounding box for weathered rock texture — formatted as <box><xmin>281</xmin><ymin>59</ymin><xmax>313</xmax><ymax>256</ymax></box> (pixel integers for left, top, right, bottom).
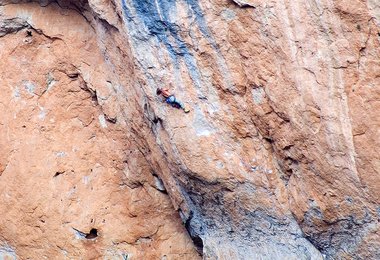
<box><xmin>0</xmin><ymin>0</ymin><xmax>379</xmax><ymax>259</ymax></box>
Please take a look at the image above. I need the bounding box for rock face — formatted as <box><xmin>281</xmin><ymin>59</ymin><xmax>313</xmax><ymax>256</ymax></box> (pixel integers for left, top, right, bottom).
<box><xmin>0</xmin><ymin>0</ymin><xmax>379</xmax><ymax>259</ymax></box>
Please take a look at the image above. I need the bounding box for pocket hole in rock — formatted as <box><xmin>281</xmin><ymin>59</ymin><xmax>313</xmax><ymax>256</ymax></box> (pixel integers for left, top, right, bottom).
<box><xmin>54</xmin><ymin>171</ymin><xmax>65</xmax><ymax>177</ymax></box>
<box><xmin>85</xmin><ymin>228</ymin><xmax>98</xmax><ymax>239</ymax></box>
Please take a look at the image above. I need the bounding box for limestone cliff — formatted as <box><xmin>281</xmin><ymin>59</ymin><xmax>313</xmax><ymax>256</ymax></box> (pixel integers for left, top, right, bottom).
<box><xmin>0</xmin><ymin>0</ymin><xmax>379</xmax><ymax>259</ymax></box>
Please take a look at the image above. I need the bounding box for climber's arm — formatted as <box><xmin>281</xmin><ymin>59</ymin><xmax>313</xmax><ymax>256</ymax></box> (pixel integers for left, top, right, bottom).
<box><xmin>161</xmin><ymin>88</ymin><xmax>171</xmax><ymax>97</ymax></box>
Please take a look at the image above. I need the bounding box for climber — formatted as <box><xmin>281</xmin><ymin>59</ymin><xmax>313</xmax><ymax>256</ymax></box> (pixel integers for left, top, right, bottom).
<box><xmin>156</xmin><ymin>88</ymin><xmax>190</xmax><ymax>113</ymax></box>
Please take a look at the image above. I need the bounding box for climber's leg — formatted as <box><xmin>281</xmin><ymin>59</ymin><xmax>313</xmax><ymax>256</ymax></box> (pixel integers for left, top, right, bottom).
<box><xmin>174</xmin><ymin>99</ymin><xmax>184</xmax><ymax>109</ymax></box>
<box><xmin>166</xmin><ymin>95</ymin><xmax>176</xmax><ymax>106</ymax></box>
<box><xmin>166</xmin><ymin>95</ymin><xmax>190</xmax><ymax>112</ymax></box>
<box><xmin>166</xmin><ymin>96</ymin><xmax>182</xmax><ymax>108</ymax></box>
<box><xmin>174</xmin><ymin>99</ymin><xmax>190</xmax><ymax>113</ymax></box>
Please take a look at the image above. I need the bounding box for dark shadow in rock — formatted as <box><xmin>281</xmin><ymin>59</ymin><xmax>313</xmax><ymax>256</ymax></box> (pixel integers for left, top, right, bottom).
<box><xmin>85</xmin><ymin>228</ymin><xmax>98</xmax><ymax>239</ymax></box>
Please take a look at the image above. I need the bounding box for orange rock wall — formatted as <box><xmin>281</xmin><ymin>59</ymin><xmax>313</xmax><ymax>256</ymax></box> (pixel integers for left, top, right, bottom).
<box><xmin>0</xmin><ymin>0</ymin><xmax>379</xmax><ymax>259</ymax></box>
<box><xmin>0</xmin><ymin>2</ymin><xmax>198</xmax><ymax>259</ymax></box>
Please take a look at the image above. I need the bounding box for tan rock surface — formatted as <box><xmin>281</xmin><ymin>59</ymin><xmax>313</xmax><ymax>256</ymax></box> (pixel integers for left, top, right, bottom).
<box><xmin>0</xmin><ymin>0</ymin><xmax>379</xmax><ymax>259</ymax></box>
<box><xmin>0</xmin><ymin>2</ymin><xmax>198</xmax><ymax>259</ymax></box>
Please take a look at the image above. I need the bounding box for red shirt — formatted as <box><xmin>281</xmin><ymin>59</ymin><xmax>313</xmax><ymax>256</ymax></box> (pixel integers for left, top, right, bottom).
<box><xmin>161</xmin><ymin>88</ymin><xmax>171</xmax><ymax>98</ymax></box>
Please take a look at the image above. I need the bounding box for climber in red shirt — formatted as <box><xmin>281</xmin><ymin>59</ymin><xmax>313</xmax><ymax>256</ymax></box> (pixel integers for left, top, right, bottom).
<box><xmin>156</xmin><ymin>88</ymin><xmax>190</xmax><ymax>113</ymax></box>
